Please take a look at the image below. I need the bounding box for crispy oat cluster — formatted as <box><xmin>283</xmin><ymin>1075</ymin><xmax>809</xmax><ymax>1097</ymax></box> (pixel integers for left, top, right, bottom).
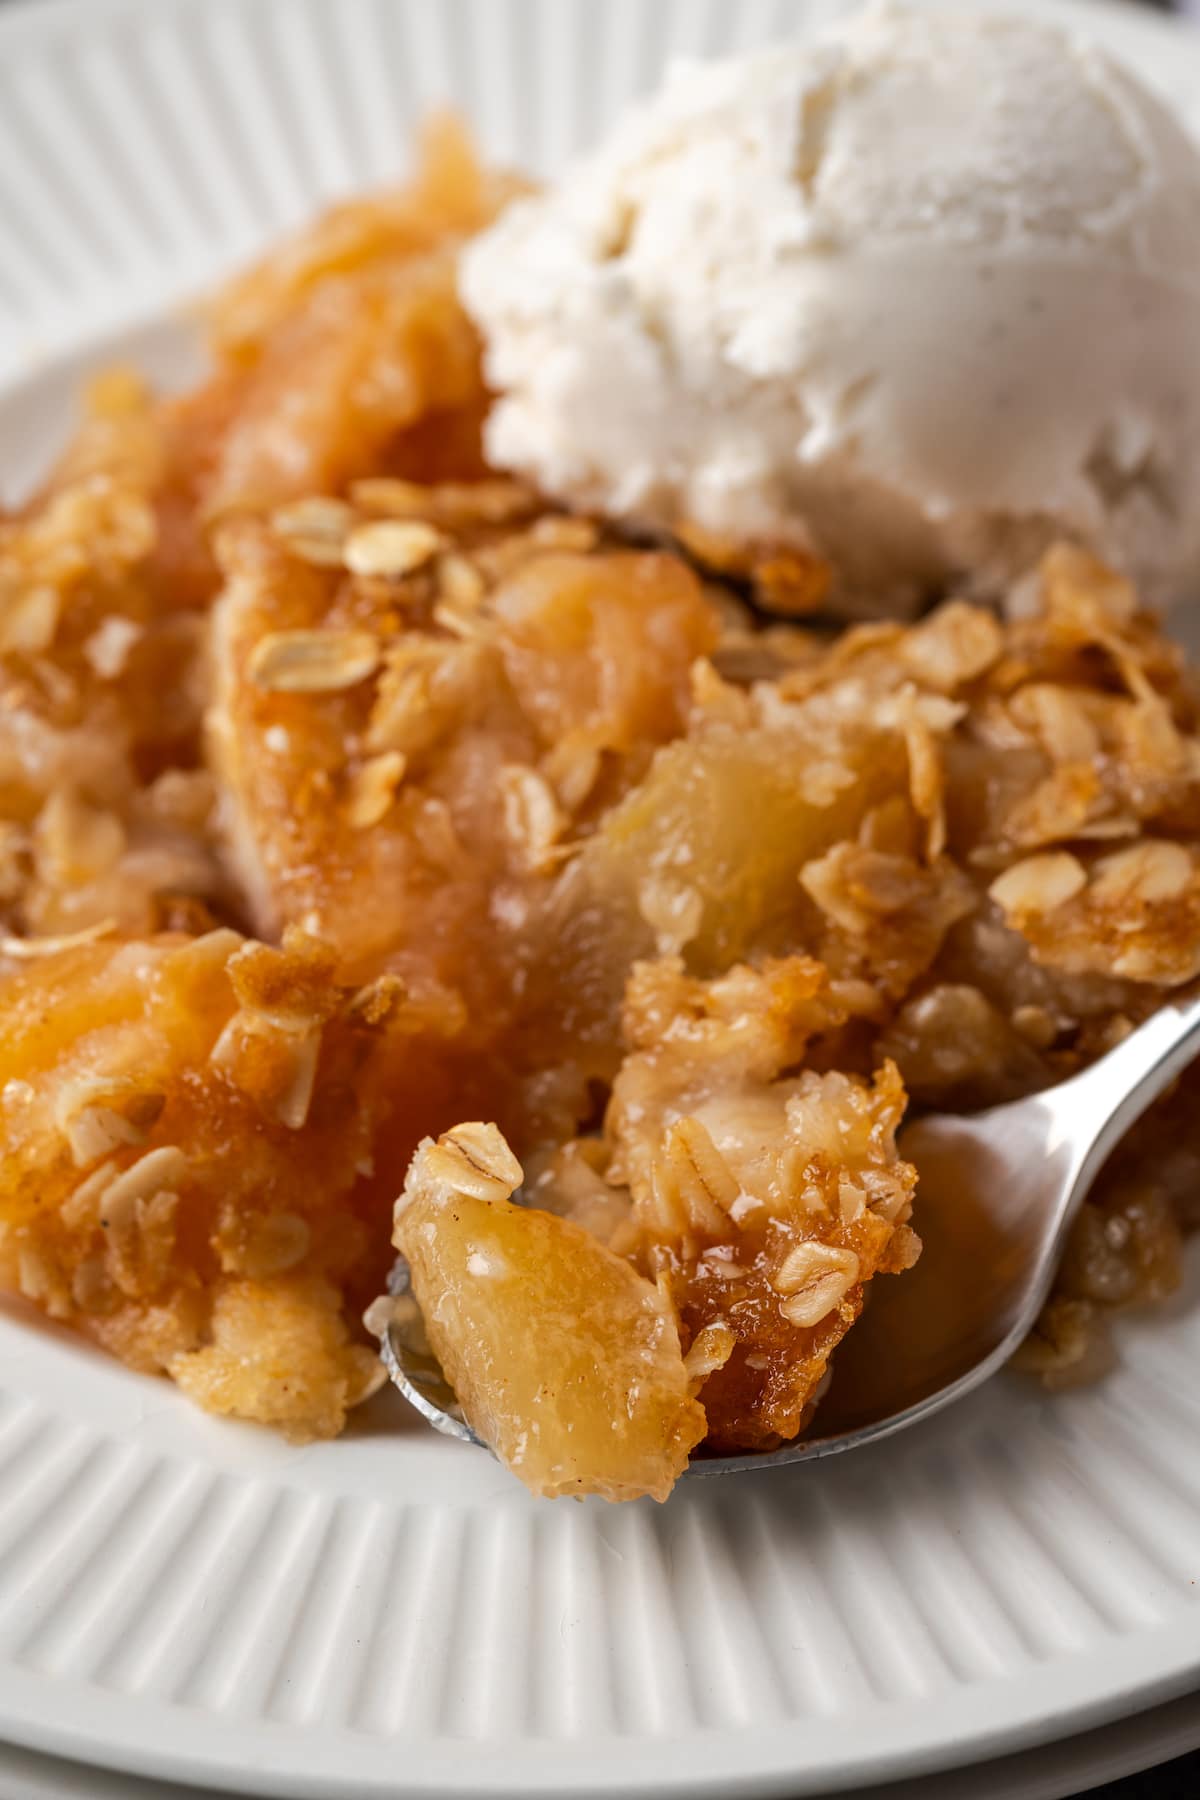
<box><xmin>1</xmin><ymin>127</ymin><xmax>1196</xmax><ymax>1496</ymax></box>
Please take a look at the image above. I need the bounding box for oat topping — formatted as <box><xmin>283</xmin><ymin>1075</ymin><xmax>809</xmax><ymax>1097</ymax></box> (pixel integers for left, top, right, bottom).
<box><xmin>1090</xmin><ymin>840</ymin><xmax>1192</xmax><ymax>906</ymax></box>
<box><xmin>498</xmin><ymin>765</ymin><xmax>568</xmax><ymax>874</ymax></box>
<box><xmin>344</xmin><ymin>751</ymin><xmax>407</xmax><ymax>830</ymax></box>
<box><xmin>1</xmin><ymin>919</ymin><xmax>118</xmax><ymax>959</ymax></box>
<box><xmin>247</xmin><ymin>629</ymin><xmax>381</xmax><ymax>693</ymax></box>
<box><xmin>343</xmin><ymin>519</ymin><xmax>442</xmax><ymax>580</ymax></box>
<box><xmin>270</xmin><ymin>497</ymin><xmax>356</xmax><ymax>566</ymax></box>
<box><xmin>437</xmin><ymin>553</ymin><xmax>486</xmax><ymax>608</ymax></box>
<box><xmin>416</xmin><ymin>1122</ymin><xmax>525</xmax><ymax>1204</ymax></box>
<box><xmin>990</xmin><ymin>852</ymin><xmax>1088</xmax><ymax>918</ymax></box>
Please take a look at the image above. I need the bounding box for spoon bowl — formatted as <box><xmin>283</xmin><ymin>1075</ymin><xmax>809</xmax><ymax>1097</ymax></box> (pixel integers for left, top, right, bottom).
<box><xmin>371</xmin><ymin>989</ymin><xmax>1200</xmax><ymax>1477</ymax></box>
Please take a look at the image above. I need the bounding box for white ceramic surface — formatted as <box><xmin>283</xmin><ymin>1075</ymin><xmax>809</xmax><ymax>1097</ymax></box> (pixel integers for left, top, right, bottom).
<box><xmin>2</xmin><ymin>1675</ymin><xmax>1200</xmax><ymax>1800</ymax></box>
<box><xmin>2</xmin><ymin>3</ymin><xmax>1200</xmax><ymax>1797</ymax></box>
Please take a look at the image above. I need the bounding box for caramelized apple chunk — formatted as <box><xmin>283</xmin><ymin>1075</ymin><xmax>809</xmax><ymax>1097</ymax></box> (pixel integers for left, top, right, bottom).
<box><xmin>520</xmin><ymin>680</ymin><xmax>923</xmax><ymax>1080</ymax></box>
<box><xmin>394</xmin><ymin>1123</ymin><xmax>706</xmax><ymax>1501</ymax></box>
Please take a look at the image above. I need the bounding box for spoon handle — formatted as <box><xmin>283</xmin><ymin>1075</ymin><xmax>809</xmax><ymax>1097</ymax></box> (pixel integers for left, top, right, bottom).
<box><xmin>1049</xmin><ymin>987</ymin><xmax>1200</xmax><ymax>1189</ymax></box>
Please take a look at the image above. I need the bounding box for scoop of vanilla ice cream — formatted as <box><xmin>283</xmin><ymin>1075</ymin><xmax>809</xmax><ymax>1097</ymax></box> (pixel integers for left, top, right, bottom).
<box><xmin>460</xmin><ymin>5</ymin><xmax>1200</xmax><ymax>615</ymax></box>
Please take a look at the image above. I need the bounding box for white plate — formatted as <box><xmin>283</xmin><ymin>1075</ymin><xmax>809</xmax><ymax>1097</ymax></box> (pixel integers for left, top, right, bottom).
<box><xmin>4</xmin><ymin>1674</ymin><xmax>1200</xmax><ymax>1800</ymax></box>
<box><xmin>2</xmin><ymin>2</ymin><xmax>1200</xmax><ymax>1797</ymax></box>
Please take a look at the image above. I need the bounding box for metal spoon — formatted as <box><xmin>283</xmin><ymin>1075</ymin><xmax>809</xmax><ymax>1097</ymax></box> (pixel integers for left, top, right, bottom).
<box><xmin>370</xmin><ymin>989</ymin><xmax>1200</xmax><ymax>1477</ymax></box>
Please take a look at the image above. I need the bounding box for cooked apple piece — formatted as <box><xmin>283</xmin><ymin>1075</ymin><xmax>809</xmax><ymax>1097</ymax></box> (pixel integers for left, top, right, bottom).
<box><xmin>524</xmin><ymin>711</ymin><xmax>909</xmax><ymax>1084</ymax></box>
<box><xmin>608</xmin><ymin>958</ymin><xmax>921</xmax><ymax>1453</ymax></box>
<box><xmin>394</xmin><ymin>1123</ymin><xmax>706</xmax><ymax>1501</ymax></box>
<box><xmin>490</xmin><ymin>547</ymin><xmax>715</xmax><ymax>786</ymax></box>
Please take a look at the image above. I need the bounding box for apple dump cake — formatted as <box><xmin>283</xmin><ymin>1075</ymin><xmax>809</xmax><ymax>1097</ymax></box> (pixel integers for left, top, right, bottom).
<box><xmin>4</xmin><ymin>8</ymin><xmax>1200</xmax><ymax>1502</ymax></box>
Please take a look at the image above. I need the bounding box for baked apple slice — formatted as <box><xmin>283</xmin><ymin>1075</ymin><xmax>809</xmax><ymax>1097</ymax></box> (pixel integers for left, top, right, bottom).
<box><xmin>393</xmin><ymin>1122</ymin><xmax>706</xmax><ymax>1501</ymax></box>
